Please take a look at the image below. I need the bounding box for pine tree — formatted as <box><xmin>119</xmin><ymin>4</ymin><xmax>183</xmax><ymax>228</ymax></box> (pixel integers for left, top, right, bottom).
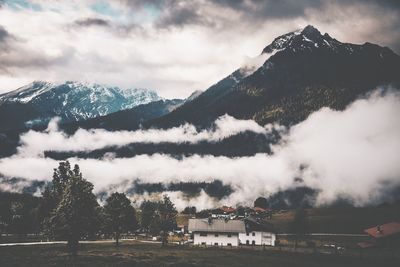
<box><xmin>43</xmin><ymin>161</ymin><xmax>100</xmax><ymax>256</ymax></box>
<box><xmin>39</xmin><ymin>161</ymin><xmax>73</xmax><ymax>225</ymax></box>
<box><xmin>158</xmin><ymin>195</ymin><xmax>177</xmax><ymax>246</ymax></box>
<box><xmin>104</xmin><ymin>192</ymin><xmax>137</xmax><ymax>246</ymax></box>
<box><xmin>139</xmin><ymin>196</ymin><xmax>177</xmax><ymax>246</ymax></box>
<box><xmin>140</xmin><ymin>200</ymin><xmax>158</xmax><ymax>233</ymax></box>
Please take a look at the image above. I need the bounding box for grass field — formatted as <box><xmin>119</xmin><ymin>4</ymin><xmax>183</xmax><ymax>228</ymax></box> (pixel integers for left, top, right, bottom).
<box><xmin>1</xmin><ymin>241</ymin><xmax>399</xmax><ymax>267</ymax></box>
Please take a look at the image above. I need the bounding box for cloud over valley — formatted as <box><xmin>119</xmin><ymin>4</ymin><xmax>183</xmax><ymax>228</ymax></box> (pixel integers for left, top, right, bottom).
<box><xmin>1</xmin><ymin>89</ymin><xmax>399</xmax><ymax>210</ymax></box>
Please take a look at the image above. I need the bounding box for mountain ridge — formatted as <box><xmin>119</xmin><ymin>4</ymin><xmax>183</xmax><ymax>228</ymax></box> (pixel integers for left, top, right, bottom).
<box><xmin>0</xmin><ymin>81</ymin><xmax>162</xmax><ymax>131</ymax></box>
<box><xmin>147</xmin><ymin>25</ymin><xmax>400</xmax><ymax>128</ymax></box>
<box><xmin>1</xmin><ymin>25</ymin><xmax>400</xmax><ymax>158</ymax></box>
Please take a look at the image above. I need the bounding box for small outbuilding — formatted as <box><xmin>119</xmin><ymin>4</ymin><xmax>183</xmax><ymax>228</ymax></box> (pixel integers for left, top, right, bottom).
<box><xmin>358</xmin><ymin>222</ymin><xmax>400</xmax><ymax>248</ymax></box>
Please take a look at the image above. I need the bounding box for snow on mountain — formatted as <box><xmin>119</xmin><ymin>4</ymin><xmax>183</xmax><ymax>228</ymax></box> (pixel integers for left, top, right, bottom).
<box><xmin>150</xmin><ymin>24</ymin><xmax>400</xmax><ymax>129</ymax></box>
<box><xmin>0</xmin><ymin>81</ymin><xmax>162</xmax><ymax>126</ymax></box>
<box><xmin>238</xmin><ymin>26</ymin><xmax>331</xmax><ymax>78</ymax></box>
<box><xmin>261</xmin><ymin>25</ymin><xmax>357</xmax><ymax>55</ymax></box>
<box><xmin>237</xmin><ymin>25</ymin><xmax>390</xmax><ymax>79</ymax></box>
<box><xmin>0</xmin><ymin>81</ymin><xmax>55</xmax><ymax>104</ymax></box>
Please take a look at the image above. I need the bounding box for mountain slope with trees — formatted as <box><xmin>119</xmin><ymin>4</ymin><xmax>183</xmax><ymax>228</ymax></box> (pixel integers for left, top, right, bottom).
<box><xmin>149</xmin><ymin>25</ymin><xmax>400</xmax><ymax>128</ymax></box>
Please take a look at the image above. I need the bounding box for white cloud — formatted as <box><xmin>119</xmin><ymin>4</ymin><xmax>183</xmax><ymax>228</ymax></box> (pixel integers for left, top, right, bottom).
<box><xmin>18</xmin><ymin>114</ymin><xmax>267</xmax><ymax>156</ymax></box>
<box><xmin>128</xmin><ymin>190</ymin><xmax>220</xmax><ymax>212</ymax></box>
<box><xmin>1</xmin><ymin>89</ymin><xmax>399</xmax><ymax>209</ymax></box>
<box><xmin>0</xmin><ymin>1</ymin><xmax>398</xmax><ymax>98</ymax></box>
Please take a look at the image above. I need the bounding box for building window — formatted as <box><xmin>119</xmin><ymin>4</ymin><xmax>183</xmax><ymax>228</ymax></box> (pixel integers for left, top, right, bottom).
<box><xmin>227</xmin><ymin>243</ymin><xmax>232</xmax><ymax>246</ymax></box>
<box><xmin>201</xmin><ymin>242</ymin><xmax>206</xmax><ymax>245</ymax></box>
<box><xmin>200</xmin><ymin>233</ymin><xmax>207</xmax><ymax>237</ymax></box>
<box><xmin>215</xmin><ymin>234</ymin><xmax>219</xmax><ymax>237</ymax></box>
<box><xmin>246</xmin><ymin>240</ymin><xmax>249</xmax><ymax>245</ymax></box>
<box><xmin>252</xmin><ymin>240</ymin><xmax>256</xmax><ymax>245</ymax></box>
<box><xmin>227</xmin><ymin>234</ymin><xmax>232</xmax><ymax>238</ymax></box>
<box><xmin>252</xmin><ymin>232</ymin><xmax>255</xmax><ymax>236</ymax></box>
<box><xmin>214</xmin><ymin>243</ymin><xmax>218</xmax><ymax>246</ymax></box>
<box><xmin>246</xmin><ymin>233</ymin><xmax>249</xmax><ymax>236</ymax></box>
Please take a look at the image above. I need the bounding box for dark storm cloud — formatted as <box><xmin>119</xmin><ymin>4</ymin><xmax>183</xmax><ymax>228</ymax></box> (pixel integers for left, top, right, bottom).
<box><xmin>74</xmin><ymin>18</ymin><xmax>110</xmax><ymax>28</ymax></box>
<box><xmin>0</xmin><ymin>25</ymin><xmax>74</xmax><ymax>74</ymax></box>
<box><xmin>0</xmin><ymin>25</ymin><xmax>13</xmax><ymax>74</ymax></box>
<box><xmin>115</xmin><ymin>0</ymin><xmax>400</xmax><ymax>34</ymax></box>
<box><xmin>211</xmin><ymin>0</ymin><xmax>400</xmax><ymax>21</ymax></box>
<box><xmin>0</xmin><ymin>25</ymin><xmax>11</xmax><ymax>43</ymax></box>
<box><xmin>1</xmin><ymin>0</ymin><xmax>399</xmax><ymax>95</ymax></box>
<box><xmin>211</xmin><ymin>0</ymin><xmax>324</xmax><ymax>19</ymax></box>
<box><xmin>71</xmin><ymin>19</ymin><xmax>143</xmax><ymax>38</ymax></box>
<box><xmin>140</xmin><ymin>0</ymin><xmax>400</xmax><ymax>53</ymax></box>
<box><xmin>155</xmin><ymin>5</ymin><xmax>214</xmax><ymax>29</ymax></box>
<box><xmin>118</xmin><ymin>0</ymin><xmax>209</xmax><ymax>28</ymax></box>
<box><xmin>342</xmin><ymin>0</ymin><xmax>400</xmax><ymax>53</ymax></box>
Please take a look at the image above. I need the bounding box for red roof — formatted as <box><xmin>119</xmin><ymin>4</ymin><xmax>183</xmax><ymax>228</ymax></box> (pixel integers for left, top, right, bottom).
<box><xmin>365</xmin><ymin>222</ymin><xmax>400</xmax><ymax>239</ymax></box>
<box><xmin>221</xmin><ymin>206</ymin><xmax>236</xmax><ymax>213</ymax></box>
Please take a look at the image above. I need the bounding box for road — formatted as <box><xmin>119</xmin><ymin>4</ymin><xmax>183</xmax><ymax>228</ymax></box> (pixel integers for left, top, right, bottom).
<box><xmin>0</xmin><ymin>239</ymin><xmax>122</xmax><ymax>247</ymax></box>
<box><xmin>0</xmin><ymin>233</ymin><xmax>367</xmax><ymax>247</ymax></box>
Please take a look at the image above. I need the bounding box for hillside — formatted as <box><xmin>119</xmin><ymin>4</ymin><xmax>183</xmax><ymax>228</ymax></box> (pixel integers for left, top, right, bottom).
<box><xmin>60</xmin><ymin>99</ymin><xmax>184</xmax><ymax>133</ymax></box>
<box><xmin>0</xmin><ymin>81</ymin><xmax>162</xmax><ymax>131</ymax></box>
<box><xmin>149</xmin><ymin>25</ymin><xmax>400</xmax><ymax>128</ymax></box>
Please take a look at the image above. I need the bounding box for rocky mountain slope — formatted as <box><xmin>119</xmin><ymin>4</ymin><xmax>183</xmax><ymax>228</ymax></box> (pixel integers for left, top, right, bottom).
<box><xmin>61</xmin><ymin>99</ymin><xmax>184</xmax><ymax>133</ymax></box>
<box><xmin>60</xmin><ymin>89</ymin><xmax>206</xmax><ymax>132</ymax></box>
<box><xmin>149</xmin><ymin>25</ymin><xmax>400</xmax><ymax>128</ymax></box>
<box><xmin>0</xmin><ymin>81</ymin><xmax>162</xmax><ymax>131</ymax></box>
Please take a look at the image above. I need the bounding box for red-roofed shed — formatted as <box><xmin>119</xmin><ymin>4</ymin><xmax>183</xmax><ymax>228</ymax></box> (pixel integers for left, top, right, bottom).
<box><xmin>221</xmin><ymin>206</ymin><xmax>236</xmax><ymax>213</ymax></box>
<box><xmin>365</xmin><ymin>222</ymin><xmax>400</xmax><ymax>239</ymax></box>
<box><xmin>359</xmin><ymin>222</ymin><xmax>400</xmax><ymax>248</ymax></box>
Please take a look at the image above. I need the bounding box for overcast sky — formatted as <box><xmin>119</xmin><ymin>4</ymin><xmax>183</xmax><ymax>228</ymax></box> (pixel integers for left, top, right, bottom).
<box><xmin>0</xmin><ymin>0</ymin><xmax>399</xmax><ymax>98</ymax></box>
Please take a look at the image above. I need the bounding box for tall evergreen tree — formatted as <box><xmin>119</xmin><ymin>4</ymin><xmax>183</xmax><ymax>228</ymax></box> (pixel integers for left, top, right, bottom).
<box><xmin>104</xmin><ymin>192</ymin><xmax>137</xmax><ymax>246</ymax></box>
<box><xmin>139</xmin><ymin>196</ymin><xmax>177</xmax><ymax>246</ymax></box>
<box><xmin>254</xmin><ymin>197</ymin><xmax>268</xmax><ymax>209</ymax></box>
<box><xmin>43</xmin><ymin>161</ymin><xmax>100</xmax><ymax>256</ymax></box>
<box><xmin>39</xmin><ymin>161</ymin><xmax>74</xmax><ymax>225</ymax></box>
<box><xmin>158</xmin><ymin>195</ymin><xmax>177</xmax><ymax>246</ymax></box>
<box><xmin>140</xmin><ymin>200</ymin><xmax>158</xmax><ymax>233</ymax></box>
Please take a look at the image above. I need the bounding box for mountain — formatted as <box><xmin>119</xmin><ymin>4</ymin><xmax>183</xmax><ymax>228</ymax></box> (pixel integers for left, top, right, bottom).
<box><xmin>186</xmin><ymin>90</ymin><xmax>203</xmax><ymax>101</ymax></box>
<box><xmin>61</xmin><ymin>89</ymin><xmax>206</xmax><ymax>132</ymax></box>
<box><xmin>61</xmin><ymin>99</ymin><xmax>184</xmax><ymax>132</ymax></box>
<box><xmin>149</xmin><ymin>25</ymin><xmax>400</xmax><ymax>128</ymax></box>
<box><xmin>0</xmin><ymin>88</ymin><xmax>201</xmax><ymax>158</ymax></box>
<box><xmin>0</xmin><ymin>81</ymin><xmax>162</xmax><ymax>131</ymax></box>
<box><xmin>1</xmin><ymin>25</ymin><xmax>400</xmax><ymax>159</ymax></box>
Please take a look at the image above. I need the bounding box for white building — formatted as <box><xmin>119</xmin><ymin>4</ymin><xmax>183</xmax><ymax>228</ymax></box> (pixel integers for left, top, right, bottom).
<box><xmin>239</xmin><ymin>217</ymin><xmax>276</xmax><ymax>246</ymax></box>
<box><xmin>188</xmin><ymin>218</ymin><xmax>246</xmax><ymax>247</ymax></box>
<box><xmin>239</xmin><ymin>231</ymin><xmax>276</xmax><ymax>246</ymax></box>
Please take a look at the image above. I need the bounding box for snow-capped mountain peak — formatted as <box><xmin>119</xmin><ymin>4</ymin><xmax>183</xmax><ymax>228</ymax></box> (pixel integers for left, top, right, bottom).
<box><xmin>0</xmin><ymin>81</ymin><xmax>55</xmax><ymax>104</ymax></box>
<box><xmin>262</xmin><ymin>28</ymin><xmax>302</xmax><ymax>54</ymax></box>
<box><xmin>0</xmin><ymin>81</ymin><xmax>163</xmax><ymax>126</ymax></box>
<box><xmin>261</xmin><ymin>25</ymin><xmax>342</xmax><ymax>54</ymax></box>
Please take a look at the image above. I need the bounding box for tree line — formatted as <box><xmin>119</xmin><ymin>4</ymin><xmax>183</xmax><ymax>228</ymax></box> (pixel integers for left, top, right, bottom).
<box><xmin>0</xmin><ymin>161</ymin><xmax>177</xmax><ymax>256</ymax></box>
